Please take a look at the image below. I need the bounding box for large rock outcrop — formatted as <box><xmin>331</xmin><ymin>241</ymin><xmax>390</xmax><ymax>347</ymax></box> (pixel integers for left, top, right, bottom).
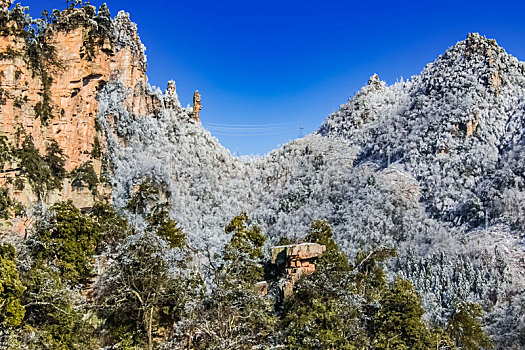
<box><xmin>0</xmin><ymin>4</ymin><xmax>183</xmax><ymax>229</ymax></box>
<box><xmin>271</xmin><ymin>243</ymin><xmax>326</xmax><ymax>296</ymax></box>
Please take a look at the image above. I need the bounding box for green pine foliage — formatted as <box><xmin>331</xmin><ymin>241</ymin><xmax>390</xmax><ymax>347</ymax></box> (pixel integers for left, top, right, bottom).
<box><xmin>447</xmin><ymin>302</ymin><xmax>494</xmax><ymax>350</ymax></box>
<box><xmin>96</xmin><ymin>231</ymin><xmax>200</xmax><ymax>350</ymax></box>
<box><xmin>17</xmin><ymin>135</ymin><xmax>51</xmax><ymax>196</ymax></box>
<box><xmin>353</xmin><ymin>248</ymin><xmax>397</xmax><ymax>303</ymax></box>
<box><xmin>146</xmin><ymin>203</ymin><xmax>186</xmax><ymax>249</ymax></box>
<box><xmin>0</xmin><ymin>135</ymin><xmax>12</xmax><ymax>170</ymax></box>
<box><xmin>69</xmin><ymin>161</ymin><xmax>99</xmax><ymax>194</ymax></box>
<box><xmin>19</xmin><ymin>265</ymin><xmax>98</xmax><ymax>349</ymax></box>
<box><xmin>0</xmin><ymin>243</ymin><xmax>25</xmax><ymax>328</ymax></box>
<box><xmin>0</xmin><ymin>201</ymin><xmax>494</xmax><ymax>349</ymax></box>
<box><xmin>0</xmin><ymin>188</ymin><xmax>15</xmax><ymax>220</ymax></box>
<box><xmin>371</xmin><ymin>278</ymin><xmax>433</xmax><ymax>349</ymax></box>
<box><xmin>31</xmin><ymin>201</ymin><xmax>101</xmax><ymax>284</ymax></box>
<box><xmin>91</xmin><ymin>136</ymin><xmax>101</xmax><ymax>159</ymax></box>
<box><xmin>190</xmin><ymin>213</ymin><xmax>275</xmax><ymax>349</ymax></box>
<box><xmin>222</xmin><ymin>212</ymin><xmax>266</xmax><ymax>284</ymax></box>
<box><xmin>279</xmin><ymin>222</ymin><xmax>492</xmax><ymax>350</ymax></box>
<box><xmin>280</xmin><ymin>262</ymin><xmax>366</xmax><ymax>349</ymax></box>
<box><xmin>279</xmin><ymin>221</ymin><xmax>364</xmax><ymax>349</ymax></box>
<box><xmin>44</xmin><ymin>139</ymin><xmax>67</xmax><ymax>189</ymax></box>
<box><xmin>88</xmin><ymin>201</ymin><xmax>130</xmax><ymax>248</ymax></box>
<box><xmin>126</xmin><ymin>178</ymin><xmax>160</xmax><ymax>216</ymax></box>
<box><xmin>16</xmin><ymin>136</ymin><xmax>66</xmax><ymax>198</ymax></box>
<box><xmin>305</xmin><ymin>220</ymin><xmax>350</xmax><ymax>271</ymax></box>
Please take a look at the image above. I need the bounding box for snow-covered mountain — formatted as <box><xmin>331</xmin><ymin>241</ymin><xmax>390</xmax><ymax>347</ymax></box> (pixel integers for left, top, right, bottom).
<box><xmin>97</xmin><ymin>33</ymin><xmax>525</xmax><ymax>345</ymax></box>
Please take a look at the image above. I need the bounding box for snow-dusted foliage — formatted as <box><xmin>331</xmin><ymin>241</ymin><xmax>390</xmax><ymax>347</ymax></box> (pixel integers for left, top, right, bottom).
<box><xmin>113</xmin><ymin>10</ymin><xmax>147</xmax><ymax>69</ymax></box>
<box><xmin>96</xmin><ymin>32</ymin><xmax>525</xmax><ymax>342</ymax></box>
<box><xmin>320</xmin><ymin>33</ymin><xmax>525</xmax><ymax>224</ymax></box>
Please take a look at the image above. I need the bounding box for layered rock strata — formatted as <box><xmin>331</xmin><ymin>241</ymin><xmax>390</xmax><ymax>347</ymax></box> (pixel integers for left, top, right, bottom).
<box><xmin>271</xmin><ymin>243</ymin><xmax>326</xmax><ymax>296</ymax></box>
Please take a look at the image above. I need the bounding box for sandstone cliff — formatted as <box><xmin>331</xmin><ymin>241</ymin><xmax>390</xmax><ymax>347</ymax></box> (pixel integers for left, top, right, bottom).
<box><xmin>0</xmin><ymin>3</ymin><xmax>176</xmax><ymax>228</ymax></box>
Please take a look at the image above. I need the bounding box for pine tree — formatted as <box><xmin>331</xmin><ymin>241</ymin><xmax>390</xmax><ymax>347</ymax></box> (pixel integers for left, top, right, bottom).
<box><xmin>88</xmin><ymin>201</ymin><xmax>130</xmax><ymax>248</ymax></box>
<box><xmin>194</xmin><ymin>213</ymin><xmax>275</xmax><ymax>349</ymax></box>
<box><xmin>222</xmin><ymin>212</ymin><xmax>266</xmax><ymax>285</ymax></box>
<box><xmin>0</xmin><ymin>135</ymin><xmax>11</xmax><ymax>170</ymax></box>
<box><xmin>353</xmin><ymin>247</ymin><xmax>397</xmax><ymax>303</ymax></box>
<box><xmin>16</xmin><ymin>136</ymin><xmax>66</xmax><ymax>198</ymax></box>
<box><xmin>0</xmin><ymin>243</ymin><xmax>25</xmax><ymax>328</ymax></box>
<box><xmin>447</xmin><ymin>302</ymin><xmax>494</xmax><ymax>350</ymax></box>
<box><xmin>0</xmin><ymin>188</ymin><xmax>15</xmax><ymax>220</ymax></box>
<box><xmin>96</xmin><ymin>231</ymin><xmax>200</xmax><ymax>350</ymax></box>
<box><xmin>20</xmin><ymin>265</ymin><xmax>98</xmax><ymax>349</ymax></box>
<box><xmin>17</xmin><ymin>136</ymin><xmax>52</xmax><ymax>197</ymax></box>
<box><xmin>126</xmin><ymin>179</ymin><xmax>160</xmax><ymax>216</ymax></box>
<box><xmin>31</xmin><ymin>201</ymin><xmax>101</xmax><ymax>284</ymax></box>
<box><xmin>146</xmin><ymin>203</ymin><xmax>185</xmax><ymax>249</ymax></box>
<box><xmin>305</xmin><ymin>220</ymin><xmax>350</xmax><ymax>271</ymax></box>
<box><xmin>279</xmin><ymin>221</ymin><xmax>367</xmax><ymax>349</ymax></box>
<box><xmin>70</xmin><ymin>161</ymin><xmax>98</xmax><ymax>194</ymax></box>
<box><xmin>371</xmin><ymin>278</ymin><xmax>433</xmax><ymax>350</ymax></box>
<box><xmin>44</xmin><ymin>139</ymin><xmax>67</xmax><ymax>190</ymax></box>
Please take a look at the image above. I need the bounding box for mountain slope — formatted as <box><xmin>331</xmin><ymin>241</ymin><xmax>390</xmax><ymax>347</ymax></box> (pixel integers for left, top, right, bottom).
<box><xmin>320</xmin><ymin>33</ymin><xmax>525</xmax><ymax>226</ymax></box>
<box><xmin>1</xmin><ymin>4</ymin><xmax>522</xmax><ymax>345</ymax></box>
<box><xmin>93</xmin><ymin>34</ymin><xmax>525</xmax><ymax>345</ymax></box>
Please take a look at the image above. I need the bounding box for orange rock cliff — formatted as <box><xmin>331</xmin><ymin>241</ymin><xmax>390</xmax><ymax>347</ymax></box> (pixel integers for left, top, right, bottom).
<box><xmin>0</xmin><ymin>3</ymin><xmax>188</xmax><ymax>228</ymax></box>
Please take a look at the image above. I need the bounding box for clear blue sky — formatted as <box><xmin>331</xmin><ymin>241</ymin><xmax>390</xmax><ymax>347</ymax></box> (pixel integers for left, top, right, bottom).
<box><xmin>16</xmin><ymin>0</ymin><xmax>525</xmax><ymax>155</ymax></box>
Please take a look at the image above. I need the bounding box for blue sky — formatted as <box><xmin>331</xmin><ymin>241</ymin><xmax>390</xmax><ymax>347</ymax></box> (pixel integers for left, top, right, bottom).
<box><xmin>16</xmin><ymin>0</ymin><xmax>525</xmax><ymax>155</ymax></box>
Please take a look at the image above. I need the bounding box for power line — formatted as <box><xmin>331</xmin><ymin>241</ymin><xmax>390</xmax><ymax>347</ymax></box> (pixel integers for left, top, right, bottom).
<box><xmin>207</xmin><ymin>126</ymin><xmax>285</xmax><ymax>132</ymax></box>
<box><xmin>204</xmin><ymin>122</ymin><xmax>297</xmax><ymax>127</ymax></box>
<box><xmin>203</xmin><ymin>121</ymin><xmax>299</xmax><ymax>137</ymax></box>
<box><xmin>210</xmin><ymin>131</ymin><xmax>290</xmax><ymax>137</ymax></box>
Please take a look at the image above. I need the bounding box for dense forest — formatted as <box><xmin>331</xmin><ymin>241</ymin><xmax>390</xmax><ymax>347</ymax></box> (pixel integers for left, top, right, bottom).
<box><xmin>0</xmin><ymin>1</ymin><xmax>524</xmax><ymax>349</ymax></box>
<box><xmin>0</xmin><ymin>201</ymin><xmax>493</xmax><ymax>349</ymax></box>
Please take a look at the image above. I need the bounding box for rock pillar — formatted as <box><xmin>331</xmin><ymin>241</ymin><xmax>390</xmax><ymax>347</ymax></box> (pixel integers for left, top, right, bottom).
<box><xmin>193</xmin><ymin>90</ymin><xmax>201</xmax><ymax>122</ymax></box>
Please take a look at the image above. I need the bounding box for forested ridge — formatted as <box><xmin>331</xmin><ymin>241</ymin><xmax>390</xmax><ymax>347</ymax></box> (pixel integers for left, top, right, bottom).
<box><xmin>0</xmin><ymin>1</ymin><xmax>524</xmax><ymax>349</ymax></box>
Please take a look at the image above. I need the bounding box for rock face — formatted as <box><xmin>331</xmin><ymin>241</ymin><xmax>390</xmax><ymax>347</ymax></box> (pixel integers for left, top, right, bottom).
<box><xmin>271</xmin><ymin>243</ymin><xmax>326</xmax><ymax>296</ymax></box>
<box><xmin>0</xmin><ymin>10</ymin><xmax>148</xmax><ymax>173</ymax></box>
<box><xmin>0</xmin><ymin>5</ymin><xmax>182</xmax><ymax>231</ymax></box>
<box><xmin>192</xmin><ymin>90</ymin><xmax>201</xmax><ymax>122</ymax></box>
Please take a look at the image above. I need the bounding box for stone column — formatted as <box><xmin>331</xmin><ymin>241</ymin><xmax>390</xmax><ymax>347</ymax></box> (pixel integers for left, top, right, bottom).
<box><xmin>192</xmin><ymin>90</ymin><xmax>201</xmax><ymax>122</ymax></box>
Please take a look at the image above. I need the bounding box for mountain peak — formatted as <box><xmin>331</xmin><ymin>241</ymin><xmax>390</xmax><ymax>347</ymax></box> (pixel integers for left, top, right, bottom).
<box><xmin>463</xmin><ymin>32</ymin><xmax>501</xmax><ymax>58</ymax></box>
<box><xmin>366</xmin><ymin>73</ymin><xmax>384</xmax><ymax>90</ymax></box>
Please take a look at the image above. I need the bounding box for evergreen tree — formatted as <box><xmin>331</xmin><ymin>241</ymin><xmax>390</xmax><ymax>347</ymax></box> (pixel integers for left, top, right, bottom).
<box><xmin>371</xmin><ymin>278</ymin><xmax>433</xmax><ymax>350</ymax></box>
<box><xmin>305</xmin><ymin>220</ymin><xmax>350</xmax><ymax>271</ymax></box>
<box><xmin>194</xmin><ymin>213</ymin><xmax>275</xmax><ymax>349</ymax></box>
<box><xmin>126</xmin><ymin>179</ymin><xmax>160</xmax><ymax>216</ymax></box>
<box><xmin>280</xmin><ymin>264</ymin><xmax>367</xmax><ymax>349</ymax></box>
<box><xmin>95</xmin><ymin>3</ymin><xmax>111</xmax><ymax>35</ymax></box>
<box><xmin>88</xmin><ymin>201</ymin><xmax>130</xmax><ymax>248</ymax></box>
<box><xmin>70</xmin><ymin>161</ymin><xmax>98</xmax><ymax>194</ymax></box>
<box><xmin>0</xmin><ymin>135</ymin><xmax>12</xmax><ymax>170</ymax></box>
<box><xmin>97</xmin><ymin>3</ymin><xmax>110</xmax><ymax>18</ymax></box>
<box><xmin>16</xmin><ymin>136</ymin><xmax>66</xmax><ymax>198</ymax></box>
<box><xmin>353</xmin><ymin>247</ymin><xmax>397</xmax><ymax>303</ymax></box>
<box><xmin>20</xmin><ymin>265</ymin><xmax>98</xmax><ymax>349</ymax></box>
<box><xmin>222</xmin><ymin>212</ymin><xmax>266</xmax><ymax>284</ymax></box>
<box><xmin>44</xmin><ymin>139</ymin><xmax>67</xmax><ymax>190</ymax></box>
<box><xmin>0</xmin><ymin>243</ymin><xmax>25</xmax><ymax>328</ymax></box>
<box><xmin>31</xmin><ymin>201</ymin><xmax>101</xmax><ymax>284</ymax></box>
<box><xmin>0</xmin><ymin>188</ymin><xmax>15</xmax><ymax>220</ymax></box>
<box><xmin>280</xmin><ymin>221</ymin><xmax>366</xmax><ymax>349</ymax></box>
<box><xmin>96</xmin><ymin>231</ymin><xmax>200</xmax><ymax>350</ymax></box>
<box><xmin>146</xmin><ymin>203</ymin><xmax>185</xmax><ymax>249</ymax></box>
<box><xmin>17</xmin><ymin>135</ymin><xmax>52</xmax><ymax>197</ymax></box>
<box><xmin>447</xmin><ymin>302</ymin><xmax>494</xmax><ymax>350</ymax></box>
